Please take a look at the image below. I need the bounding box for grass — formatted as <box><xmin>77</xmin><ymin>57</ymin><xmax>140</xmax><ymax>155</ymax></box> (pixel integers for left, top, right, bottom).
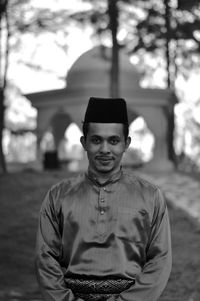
<box><xmin>0</xmin><ymin>169</ymin><xmax>200</xmax><ymax>301</ymax></box>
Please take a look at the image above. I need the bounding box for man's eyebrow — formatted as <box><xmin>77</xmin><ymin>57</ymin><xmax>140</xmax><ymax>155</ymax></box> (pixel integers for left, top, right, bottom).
<box><xmin>90</xmin><ymin>135</ymin><xmax>103</xmax><ymax>139</ymax></box>
<box><xmin>90</xmin><ymin>134</ymin><xmax>121</xmax><ymax>139</ymax></box>
<box><xmin>109</xmin><ymin>135</ymin><xmax>121</xmax><ymax>139</ymax></box>
<box><xmin>91</xmin><ymin>135</ymin><xmax>120</xmax><ymax>138</ymax></box>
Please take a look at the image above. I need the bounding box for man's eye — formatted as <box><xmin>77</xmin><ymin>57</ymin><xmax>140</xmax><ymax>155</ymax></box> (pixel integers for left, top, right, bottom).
<box><xmin>110</xmin><ymin>138</ymin><xmax>119</xmax><ymax>145</ymax></box>
<box><xmin>91</xmin><ymin>137</ymin><xmax>101</xmax><ymax>144</ymax></box>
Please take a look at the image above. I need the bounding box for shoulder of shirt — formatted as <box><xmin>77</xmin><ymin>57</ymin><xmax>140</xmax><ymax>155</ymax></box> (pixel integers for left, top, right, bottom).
<box><xmin>122</xmin><ymin>168</ymin><xmax>160</xmax><ymax>192</ymax></box>
<box><xmin>49</xmin><ymin>172</ymin><xmax>86</xmax><ymax>194</ymax></box>
<box><xmin>122</xmin><ymin>169</ymin><xmax>166</xmax><ymax>211</ymax></box>
<box><xmin>44</xmin><ymin>173</ymin><xmax>86</xmax><ymax>211</ymax></box>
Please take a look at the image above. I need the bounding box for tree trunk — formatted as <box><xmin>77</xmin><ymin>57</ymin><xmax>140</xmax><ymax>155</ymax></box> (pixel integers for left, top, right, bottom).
<box><xmin>108</xmin><ymin>0</ymin><xmax>119</xmax><ymax>98</ymax></box>
<box><xmin>0</xmin><ymin>89</ymin><xmax>7</xmax><ymax>173</ymax></box>
<box><xmin>164</xmin><ymin>0</ymin><xmax>171</xmax><ymax>88</ymax></box>
<box><xmin>163</xmin><ymin>0</ymin><xmax>176</xmax><ymax>166</ymax></box>
<box><xmin>0</xmin><ymin>1</ymin><xmax>9</xmax><ymax>173</ymax></box>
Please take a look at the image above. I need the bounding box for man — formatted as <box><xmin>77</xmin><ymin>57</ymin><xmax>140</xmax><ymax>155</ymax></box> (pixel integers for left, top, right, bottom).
<box><xmin>35</xmin><ymin>97</ymin><xmax>172</xmax><ymax>301</ymax></box>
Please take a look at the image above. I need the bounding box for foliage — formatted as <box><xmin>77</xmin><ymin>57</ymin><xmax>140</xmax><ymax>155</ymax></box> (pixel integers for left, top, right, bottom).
<box><xmin>177</xmin><ymin>0</ymin><xmax>199</xmax><ymax>10</ymax></box>
<box><xmin>0</xmin><ymin>0</ymin><xmax>72</xmax><ymax>172</ymax></box>
<box><xmin>126</xmin><ymin>0</ymin><xmax>200</xmax><ymax>84</ymax></box>
<box><xmin>6</xmin><ymin>0</ymin><xmax>71</xmax><ymax>54</ymax></box>
<box><xmin>68</xmin><ymin>0</ymin><xmax>200</xmax><ymax>86</ymax></box>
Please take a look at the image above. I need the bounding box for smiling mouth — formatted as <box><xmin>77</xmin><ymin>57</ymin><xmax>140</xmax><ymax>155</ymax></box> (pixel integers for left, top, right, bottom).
<box><xmin>96</xmin><ymin>157</ymin><xmax>113</xmax><ymax>162</ymax></box>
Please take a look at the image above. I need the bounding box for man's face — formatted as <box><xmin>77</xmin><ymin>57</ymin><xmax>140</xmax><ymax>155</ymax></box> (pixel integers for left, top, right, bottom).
<box><xmin>80</xmin><ymin>123</ymin><xmax>131</xmax><ymax>176</ymax></box>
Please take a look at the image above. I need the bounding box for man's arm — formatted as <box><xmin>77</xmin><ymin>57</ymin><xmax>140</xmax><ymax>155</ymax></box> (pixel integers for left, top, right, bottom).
<box><xmin>114</xmin><ymin>188</ymin><xmax>172</xmax><ymax>301</ymax></box>
<box><xmin>35</xmin><ymin>188</ymin><xmax>84</xmax><ymax>301</ymax></box>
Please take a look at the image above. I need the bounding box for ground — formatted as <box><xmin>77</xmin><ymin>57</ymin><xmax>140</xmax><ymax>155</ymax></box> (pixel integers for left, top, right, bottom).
<box><xmin>0</xmin><ymin>168</ymin><xmax>200</xmax><ymax>301</ymax></box>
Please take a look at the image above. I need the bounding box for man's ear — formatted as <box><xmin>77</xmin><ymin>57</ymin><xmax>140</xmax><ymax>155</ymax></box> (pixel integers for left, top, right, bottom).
<box><xmin>125</xmin><ymin>136</ymin><xmax>131</xmax><ymax>150</ymax></box>
<box><xmin>80</xmin><ymin>136</ymin><xmax>87</xmax><ymax>151</ymax></box>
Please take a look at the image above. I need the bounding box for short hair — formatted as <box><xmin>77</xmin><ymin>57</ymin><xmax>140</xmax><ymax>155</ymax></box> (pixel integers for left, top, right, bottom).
<box><xmin>82</xmin><ymin>122</ymin><xmax>129</xmax><ymax>141</ymax></box>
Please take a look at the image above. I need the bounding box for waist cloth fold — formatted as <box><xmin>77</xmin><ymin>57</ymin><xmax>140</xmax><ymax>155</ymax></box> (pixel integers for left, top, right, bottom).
<box><xmin>65</xmin><ymin>278</ymin><xmax>135</xmax><ymax>301</ymax></box>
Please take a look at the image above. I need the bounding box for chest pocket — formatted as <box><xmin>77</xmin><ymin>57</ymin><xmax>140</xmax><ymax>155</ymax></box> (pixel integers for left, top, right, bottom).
<box><xmin>116</xmin><ymin>207</ymin><xmax>151</xmax><ymax>245</ymax></box>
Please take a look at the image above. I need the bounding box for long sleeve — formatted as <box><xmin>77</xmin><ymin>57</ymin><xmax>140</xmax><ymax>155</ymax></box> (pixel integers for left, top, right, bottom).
<box><xmin>116</xmin><ymin>189</ymin><xmax>172</xmax><ymax>301</ymax></box>
<box><xmin>35</xmin><ymin>189</ymin><xmax>84</xmax><ymax>301</ymax></box>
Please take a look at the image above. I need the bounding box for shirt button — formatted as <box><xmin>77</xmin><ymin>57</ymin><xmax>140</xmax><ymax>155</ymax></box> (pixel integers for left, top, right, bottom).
<box><xmin>100</xmin><ymin>210</ymin><xmax>105</xmax><ymax>215</ymax></box>
<box><xmin>103</xmin><ymin>187</ymin><xmax>106</xmax><ymax>191</ymax></box>
<box><xmin>101</xmin><ymin>198</ymin><xmax>105</xmax><ymax>202</ymax></box>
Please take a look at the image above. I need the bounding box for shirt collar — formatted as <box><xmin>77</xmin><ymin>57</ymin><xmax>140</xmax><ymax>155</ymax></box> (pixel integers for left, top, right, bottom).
<box><xmin>86</xmin><ymin>167</ymin><xmax>123</xmax><ymax>187</ymax></box>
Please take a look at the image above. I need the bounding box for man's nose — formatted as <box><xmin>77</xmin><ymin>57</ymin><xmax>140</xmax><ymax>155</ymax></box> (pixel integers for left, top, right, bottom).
<box><xmin>100</xmin><ymin>141</ymin><xmax>110</xmax><ymax>153</ymax></box>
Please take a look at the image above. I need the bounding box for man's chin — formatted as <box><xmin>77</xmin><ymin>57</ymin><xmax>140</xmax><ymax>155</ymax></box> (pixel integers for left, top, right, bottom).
<box><xmin>95</xmin><ymin>164</ymin><xmax>115</xmax><ymax>174</ymax></box>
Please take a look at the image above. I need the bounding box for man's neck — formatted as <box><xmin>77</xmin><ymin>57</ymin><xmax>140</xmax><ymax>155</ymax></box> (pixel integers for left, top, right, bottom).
<box><xmin>87</xmin><ymin>166</ymin><xmax>122</xmax><ymax>185</ymax></box>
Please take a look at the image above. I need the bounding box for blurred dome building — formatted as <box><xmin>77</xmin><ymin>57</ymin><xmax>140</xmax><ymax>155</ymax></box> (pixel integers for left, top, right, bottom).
<box><xmin>26</xmin><ymin>45</ymin><xmax>175</xmax><ymax>171</ymax></box>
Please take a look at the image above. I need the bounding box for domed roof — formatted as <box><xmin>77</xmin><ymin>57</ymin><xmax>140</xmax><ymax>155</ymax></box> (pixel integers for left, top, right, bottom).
<box><xmin>66</xmin><ymin>45</ymin><xmax>140</xmax><ymax>91</ymax></box>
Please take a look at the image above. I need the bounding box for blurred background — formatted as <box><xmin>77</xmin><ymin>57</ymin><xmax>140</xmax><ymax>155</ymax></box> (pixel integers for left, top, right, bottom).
<box><xmin>1</xmin><ymin>0</ymin><xmax>200</xmax><ymax>174</ymax></box>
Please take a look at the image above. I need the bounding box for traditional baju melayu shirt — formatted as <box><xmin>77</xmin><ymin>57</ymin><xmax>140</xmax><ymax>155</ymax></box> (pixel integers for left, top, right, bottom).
<box><xmin>35</xmin><ymin>168</ymin><xmax>172</xmax><ymax>301</ymax></box>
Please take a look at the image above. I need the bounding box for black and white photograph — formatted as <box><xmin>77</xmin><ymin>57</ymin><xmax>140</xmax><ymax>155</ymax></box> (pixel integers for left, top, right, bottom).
<box><xmin>0</xmin><ymin>1</ymin><xmax>200</xmax><ymax>300</ymax></box>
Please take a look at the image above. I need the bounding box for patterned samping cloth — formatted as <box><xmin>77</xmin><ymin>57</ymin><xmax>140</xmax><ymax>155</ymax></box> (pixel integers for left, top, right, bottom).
<box><xmin>65</xmin><ymin>278</ymin><xmax>135</xmax><ymax>301</ymax></box>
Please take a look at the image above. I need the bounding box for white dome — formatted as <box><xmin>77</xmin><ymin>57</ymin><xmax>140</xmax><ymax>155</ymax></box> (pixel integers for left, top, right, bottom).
<box><xmin>67</xmin><ymin>46</ymin><xmax>140</xmax><ymax>91</ymax></box>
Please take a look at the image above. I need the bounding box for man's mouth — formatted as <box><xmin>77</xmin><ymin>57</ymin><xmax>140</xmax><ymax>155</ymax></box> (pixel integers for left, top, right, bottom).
<box><xmin>96</xmin><ymin>156</ymin><xmax>113</xmax><ymax>162</ymax></box>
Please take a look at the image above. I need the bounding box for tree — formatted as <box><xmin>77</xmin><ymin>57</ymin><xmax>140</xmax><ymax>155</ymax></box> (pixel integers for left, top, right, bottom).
<box><xmin>108</xmin><ymin>0</ymin><xmax>120</xmax><ymax>97</ymax></box>
<box><xmin>125</xmin><ymin>0</ymin><xmax>200</xmax><ymax>85</ymax></box>
<box><xmin>0</xmin><ymin>0</ymin><xmax>71</xmax><ymax>173</ymax></box>
<box><xmin>70</xmin><ymin>0</ymin><xmax>200</xmax><ymax>92</ymax></box>
<box><xmin>127</xmin><ymin>0</ymin><xmax>200</xmax><ymax>162</ymax></box>
<box><xmin>0</xmin><ymin>0</ymin><xmax>9</xmax><ymax>173</ymax></box>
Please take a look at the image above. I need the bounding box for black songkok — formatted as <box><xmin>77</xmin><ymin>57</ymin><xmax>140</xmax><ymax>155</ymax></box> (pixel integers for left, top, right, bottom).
<box><xmin>84</xmin><ymin>97</ymin><xmax>128</xmax><ymax>124</ymax></box>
